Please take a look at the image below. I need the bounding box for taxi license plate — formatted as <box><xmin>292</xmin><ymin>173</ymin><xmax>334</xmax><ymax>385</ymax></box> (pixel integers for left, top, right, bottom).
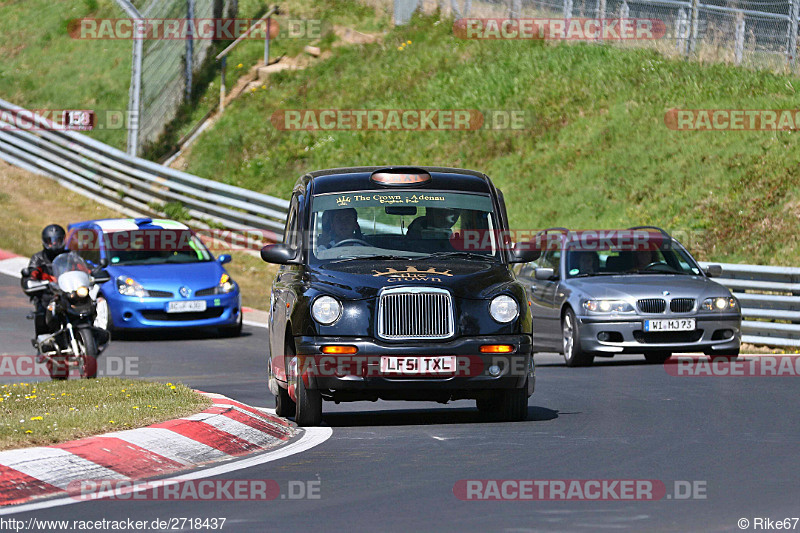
<box><xmin>167</xmin><ymin>300</ymin><xmax>207</xmax><ymax>313</ymax></box>
<box><xmin>644</xmin><ymin>319</ymin><xmax>695</xmax><ymax>332</ymax></box>
<box><xmin>380</xmin><ymin>356</ymin><xmax>457</xmax><ymax>375</ymax></box>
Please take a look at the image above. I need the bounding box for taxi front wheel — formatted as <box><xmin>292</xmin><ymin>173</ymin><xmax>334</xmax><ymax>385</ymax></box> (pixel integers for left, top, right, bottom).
<box><xmin>295</xmin><ymin>373</ymin><xmax>323</xmax><ymax>426</ymax></box>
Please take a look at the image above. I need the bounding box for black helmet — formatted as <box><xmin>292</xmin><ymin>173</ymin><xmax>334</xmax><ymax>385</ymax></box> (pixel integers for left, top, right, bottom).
<box><xmin>42</xmin><ymin>224</ymin><xmax>66</xmax><ymax>259</ymax></box>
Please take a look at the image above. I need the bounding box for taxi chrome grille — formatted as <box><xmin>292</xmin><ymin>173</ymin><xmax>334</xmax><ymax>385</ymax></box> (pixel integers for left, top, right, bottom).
<box><xmin>638</xmin><ymin>298</ymin><xmax>666</xmax><ymax>313</ymax></box>
<box><xmin>670</xmin><ymin>298</ymin><xmax>695</xmax><ymax>313</ymax></box>
<box><xmin>377</xmin><ymin>288</ymin><xmax>454</xmax><ymax>340</ymax></box>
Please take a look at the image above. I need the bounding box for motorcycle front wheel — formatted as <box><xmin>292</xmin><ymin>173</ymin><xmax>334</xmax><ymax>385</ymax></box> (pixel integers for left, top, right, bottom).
<box><xmin>77</xmin><ymin>327</ymin><xmax>98</xmax><ymax>379</ymax></box>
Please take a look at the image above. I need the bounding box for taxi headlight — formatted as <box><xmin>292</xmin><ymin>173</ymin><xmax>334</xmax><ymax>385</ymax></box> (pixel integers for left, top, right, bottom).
<box><xmin>311</xmin><ymin>296</ymin><xmax>342</xmax><ymax>325</ymax></box>
<box><xmin>490</xmin><ymin>295</ymin><xmax>518</xmax><ymax>323</ymax></box>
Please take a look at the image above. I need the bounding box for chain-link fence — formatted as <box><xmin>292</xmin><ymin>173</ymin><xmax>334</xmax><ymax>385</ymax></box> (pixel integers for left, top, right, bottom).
<box><xmin>393</xmin><ymin>0</ymin><xmax>800</xmax><ymax>71</ymax></box>
<box><xmin>117</xmin><ymin>0</ymin><xmax>238</xmax><ymax>156</ymax></box>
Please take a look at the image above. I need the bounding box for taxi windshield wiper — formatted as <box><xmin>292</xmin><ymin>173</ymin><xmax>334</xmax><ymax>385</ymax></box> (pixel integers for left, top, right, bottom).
<box><xmin>331</xmin><ymin>254</ymin><xmax>416</xmax><ymax>264</ymax></box>
<box><xmin>421</xmin><ymin>251</ymin><xmax>496</xmax><ymax>261</ymax></box>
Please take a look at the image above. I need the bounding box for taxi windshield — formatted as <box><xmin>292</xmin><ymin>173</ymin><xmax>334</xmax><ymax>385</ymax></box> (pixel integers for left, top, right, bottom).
<box><xmin>309</xmin><ymin>191</ymin><xmax>499</xmax><ymax>263</ymax></box>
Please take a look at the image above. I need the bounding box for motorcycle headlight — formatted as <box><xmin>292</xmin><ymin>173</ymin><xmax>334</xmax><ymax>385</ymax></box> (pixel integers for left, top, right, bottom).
<box><xmin>701</xmin><ymin>297</ymin><xmax>737</xmax><ymax>311</ymax></box>
<box><xmin>117</xmin><ymin>276</ymin><xmax>147</xmax><ymax>298</ymax></box>
<box><xmin>311</xmin><ymin>295</ymin><xmax>342</xmax><ymax>325</ymax></box>
<box><xmin>583</xmin><ymin>299</ymin><xmax>635</xmax><ymax>313</ymax></box>
<box><xmin>490</xmin><ymin>295</ymin><xmax>518</xmax><ymax>323</ymax></box>
<box><xmin>218</xmin><ymin>273</ymin><xmax>235</xmax><ymax>294</ymax></box>
<box><xmin>75</xmin><ymin>286</ymin><xmax>89</xmax><ymax>298</ymax></box>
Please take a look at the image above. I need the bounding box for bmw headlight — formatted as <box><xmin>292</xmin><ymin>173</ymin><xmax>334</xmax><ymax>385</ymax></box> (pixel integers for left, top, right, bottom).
<box><xmin>311</xmin><ymin>295</ymin><xmax>342</xmax><ymax>325</ymax></box>
<box><xmin>490</xmin><ymin>295</ymin><xmax>518</xmax><ymax>323</ymax></box>
<box><xmin>116</xmin><ymin>276</ymin><xmax>147</xmax><ymax>298</ymax></box>
<box><xmin>583</xmin><ymin>299</ymin><xmax>634</xmax><ymax>313</ymax></box>
<box><xmin>701</xmin><ymin>297</ymin><xmax>738</xmax><ymax>311</ymax></box>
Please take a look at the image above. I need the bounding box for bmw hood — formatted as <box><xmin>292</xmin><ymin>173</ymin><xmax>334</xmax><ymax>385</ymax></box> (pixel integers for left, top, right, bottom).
<box><xmin>307</xmin><ymin>260</ymin><xmax>518</xmax><ymax>300</ymax></box>
<box><xmin>568</xmin><ymin>274</ymin><xmax>731</xmax><ymax>300</ymax></box>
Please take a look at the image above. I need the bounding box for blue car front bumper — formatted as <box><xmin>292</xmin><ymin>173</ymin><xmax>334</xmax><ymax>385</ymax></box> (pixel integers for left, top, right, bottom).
<box><xmin>107</xmin><ymin>290</ymin><xmax>241</xmax><ymax>330</ymax></box>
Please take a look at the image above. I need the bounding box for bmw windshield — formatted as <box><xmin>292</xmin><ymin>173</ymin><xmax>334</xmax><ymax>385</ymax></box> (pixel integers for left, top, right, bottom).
<box><xmin>309</xmin><ymin>191</ymin><xmax>500</xmax><ymax>264</ymax></box>
<box><xmin>565</xmin><ymin>239</ymin><xmax>702</xmax><ymax>278</ymax></box>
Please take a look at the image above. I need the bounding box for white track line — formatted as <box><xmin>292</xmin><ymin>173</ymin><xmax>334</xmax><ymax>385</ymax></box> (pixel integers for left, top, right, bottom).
<box><xmin>0</xmin><ymin>426</ymin><xmax>332</xmax><ymax>515</ymax></box>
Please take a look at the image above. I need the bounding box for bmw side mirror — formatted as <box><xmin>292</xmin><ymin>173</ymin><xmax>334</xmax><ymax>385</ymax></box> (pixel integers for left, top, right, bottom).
<box><xmin>704</xmin><ymin>264</ymin><xmax>722</xmax><ymax>277</ymax></box>
<box><xmin>218</xmin><ymin>254</ymin><xmax>232</xmax><ymax>264</ymax></box>
<box><xmin>534</xmin><ymin>267</ymin><xmax>556</xmax><ymax>281</ymax></box>
<box><xmin>260</xmin><ymin>243</ymin><xmax>300</xmax><ymax>265</ymax></box>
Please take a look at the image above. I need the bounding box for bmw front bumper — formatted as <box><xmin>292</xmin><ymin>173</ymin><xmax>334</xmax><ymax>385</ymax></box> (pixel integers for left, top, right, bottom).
<box><xmin>577</xmin><ymin>313</ymin><xmax>741</xmax><ymax>354</ymax></box>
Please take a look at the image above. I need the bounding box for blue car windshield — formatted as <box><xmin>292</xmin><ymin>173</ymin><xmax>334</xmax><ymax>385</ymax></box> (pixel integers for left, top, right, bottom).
<box><xmin>103</xmin><ymin>230</ymin><xmax>213</xmax><ymax>265</ymax></box>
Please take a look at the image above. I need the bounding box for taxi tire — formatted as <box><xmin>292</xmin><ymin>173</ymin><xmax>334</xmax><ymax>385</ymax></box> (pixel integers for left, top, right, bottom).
<box><xmin>498</xmin><ymin>381</ymin><xmax>529</xmax><ymax>422</ymax></box>
<box><xmin>295</xmin><ymin>373</ymin><xmax>322</xmax><ymax>427</ymax></box>
<box><xmin>275</xmin><ymin>385</ymin><xmax>295</xmax><ymax>418</ymax></box>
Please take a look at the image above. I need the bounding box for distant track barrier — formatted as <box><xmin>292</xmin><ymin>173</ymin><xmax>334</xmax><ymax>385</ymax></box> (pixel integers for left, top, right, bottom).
<box><xmin>699</xmin><ymin>261</ymin><xmax>800</xmax><ymax>348</ymax></box>
<box><xmin>0</xmin><ymin>97</ymin><xmax>289</xmax><ymax>241</ymax></box>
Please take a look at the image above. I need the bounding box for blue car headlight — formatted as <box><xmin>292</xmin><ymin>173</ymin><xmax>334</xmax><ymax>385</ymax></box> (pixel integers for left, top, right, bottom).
<box><xmin>116</xmin><ymin>276</ymin><xmax>147</xmax><ymax>298</ymax></box>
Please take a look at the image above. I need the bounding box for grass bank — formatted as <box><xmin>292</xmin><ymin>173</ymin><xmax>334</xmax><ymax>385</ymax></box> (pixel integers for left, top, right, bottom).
<box><xmin>181</xmin><ymin>13</ymin><xmax>800</xmax><ymax>265</ymax></box>
<box><xmin>0</xmin><ymin>378</ymin><xmax>211</xmax><ymax>450</ymax></box>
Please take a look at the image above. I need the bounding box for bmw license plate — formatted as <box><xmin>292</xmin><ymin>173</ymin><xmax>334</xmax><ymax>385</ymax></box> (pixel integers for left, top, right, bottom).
<box><xmin>380</xmin><ymin>356</ymin><xmax>457</xmax><ymax>375</ymax></box>
<box><xmin>644</xmin><ymin>319</ymin><xmax>695</xmax><ymax>332</ymax></box>
<box><xmin>167</xmin><ymin>300</ymin><xmax>207</xmax><ymax>313</ymax></box>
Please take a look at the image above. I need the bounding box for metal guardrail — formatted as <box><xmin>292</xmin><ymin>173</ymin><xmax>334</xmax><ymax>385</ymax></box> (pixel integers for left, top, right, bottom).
<box><xmin>699</xmin><ymin>261</ymin><xmax>800</xmax><ymax>348</ymax></box>
<box><xmin>0</xmin><ymin>98</ymin><xmax>289</xmax><ymax>239</ymax></box>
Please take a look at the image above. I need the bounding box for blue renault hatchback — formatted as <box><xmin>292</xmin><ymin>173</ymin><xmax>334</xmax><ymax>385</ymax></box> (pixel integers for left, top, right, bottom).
<box><xmin>65</xmin><ymin>218</ymin><xmax>242</xmax><ymax>336</ymax></box>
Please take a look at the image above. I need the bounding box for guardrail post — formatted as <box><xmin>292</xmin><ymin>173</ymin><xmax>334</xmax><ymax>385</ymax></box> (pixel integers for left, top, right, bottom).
<box><xmin>185</xmin><ymin>0</ymin><xmax>195</xmax><ymax>100</ymax></box>
<box><xmin>564</xmin><ymin>0</ymin><xmax>573</xmax><ymax>20</ymax></box>
<box><xmin>127</xmin><ymin>20</ymin><xmax>143</xmax><ymax>156</ymax></box>
<box><xmin>264</xmin><ymin>14</ymin><xmax>271</xmax><ymax>66</ymax></box>
<box><xmin>509</xmin><ymin>0</ymin><xmax>521</xmax><ymax>19</ymax></box>
<box><xmin>688</xmin><ymin>0</ymin><xmax>699</xmax><ymax>56</ymax></box>
<box><xmin>676</xmin><ymin>8</ymin><xmax>688</xmax><ymax>52</ymax></box>
<box><xmin>788</xmin><ymin>0</ymin><xmax>799</xmax><ymax>66</ymax></box>
<box><xmin>734</xmin><ymin>11</ymin><xmax>744</xmax><ymax>66</ymax></box>
<box><xmin>596</xmin><ymin>0</ymin><xmax>606</xmax><ymax>20</ymax></box>
<box><xmin>219</xmin><ymin>56</ymin><xmax>227</xmax><ymax>113</ymax></box>
<box><xmin>619</xmin><ymin>1</ymin><xmax>629</xmax><ymax>34</ymax></box>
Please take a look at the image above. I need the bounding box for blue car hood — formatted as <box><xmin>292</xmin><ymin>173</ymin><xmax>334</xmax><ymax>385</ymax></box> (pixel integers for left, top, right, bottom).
<box><xmin>107</xmin><ymin>261</ymin><xmax>224</xmax><ymax>292</ymax></box>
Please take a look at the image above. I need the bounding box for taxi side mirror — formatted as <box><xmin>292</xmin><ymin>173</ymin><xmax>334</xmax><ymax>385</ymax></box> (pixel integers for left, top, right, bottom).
<box><xmin>260</xmin><ymin>243</ymin><xmax>300</xmax><ymax>264</ymax></box>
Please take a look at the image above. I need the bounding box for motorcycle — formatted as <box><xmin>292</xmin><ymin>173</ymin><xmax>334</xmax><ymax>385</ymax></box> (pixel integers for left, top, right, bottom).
<box><xmin>21</xmin><ymin>251</ymin><xmax>112</xmax><ymax>380</ymax></box>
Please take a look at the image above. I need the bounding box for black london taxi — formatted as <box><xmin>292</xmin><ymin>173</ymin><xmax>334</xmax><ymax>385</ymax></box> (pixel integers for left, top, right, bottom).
<box><xmin>261</xmin><ymin>167</ymin><xmax>539</xmax><ymax>426</ymax></box>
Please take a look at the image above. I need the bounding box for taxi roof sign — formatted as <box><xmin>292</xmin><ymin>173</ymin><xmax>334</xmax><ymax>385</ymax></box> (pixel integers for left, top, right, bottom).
<box><xmin>370</xmin><ymin>169</ymin><xmax>431</xmax><ymax>186</ymax></box>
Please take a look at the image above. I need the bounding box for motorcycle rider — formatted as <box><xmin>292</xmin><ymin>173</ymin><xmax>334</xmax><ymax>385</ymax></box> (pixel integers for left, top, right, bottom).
<box><xmin>21</xmin><ymin>224</ymin><xmax>67</xmax><ymax>338</ymax></box>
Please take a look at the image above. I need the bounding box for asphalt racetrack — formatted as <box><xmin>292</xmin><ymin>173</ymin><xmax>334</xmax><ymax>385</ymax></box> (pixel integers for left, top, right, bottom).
<box><xmin>1</xmin><ymin>274</ymin><xmax>798</xmax><ymax>532</ymax></box>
